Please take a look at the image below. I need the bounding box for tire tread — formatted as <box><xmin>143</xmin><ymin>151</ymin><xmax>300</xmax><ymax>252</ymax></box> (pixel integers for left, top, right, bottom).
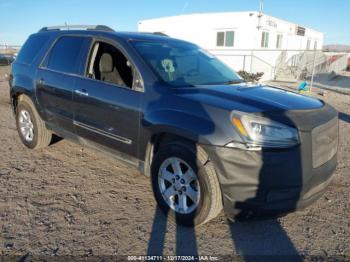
<box><xmin>18</xmin><ymin>95</ymin><xmax>52</xmax><ymax>149</ymax></box>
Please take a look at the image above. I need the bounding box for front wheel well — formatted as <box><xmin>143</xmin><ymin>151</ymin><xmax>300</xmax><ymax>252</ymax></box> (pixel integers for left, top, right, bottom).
<box><xmin>154</xmin><ymin>133</ymin><xmax>194</xmax><ymax>154</ymax></box>
<box><xmin>144</xmin><ymin>132</ymin><xmax>209</xmax><ymax>177</ymax></box>
<box><xmin>12</xmin><ymin>93</ymin><xmax>36</xmax><ymax>115</ymax></box>
<box><xmin>11</xmin><ymin>93</ymin><xmax>23</xmax><ymax>114</ymax></box>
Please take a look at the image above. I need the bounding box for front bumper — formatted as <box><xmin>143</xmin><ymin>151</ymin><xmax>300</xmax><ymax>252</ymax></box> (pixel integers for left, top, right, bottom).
<box><xmin>203</xmin><ymin>104</ymin><xmax>339</xmax><ymax>220</ymax></box>
<box><xmin>204</xmin><ymin>145</ymin><xmax>337</xmax><ymax>220</ymax></box>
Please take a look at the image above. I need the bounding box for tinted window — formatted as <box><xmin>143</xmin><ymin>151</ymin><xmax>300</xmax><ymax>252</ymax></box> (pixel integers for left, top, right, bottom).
<box><xmin>16</xmin><ymin>35</ymin><xmax>49</xmax><ymax>64</ymax></box>
<box><xmin>47</xmin><ymin>36</ymin><xmax>85</xmax><ymax>74</ymax></box>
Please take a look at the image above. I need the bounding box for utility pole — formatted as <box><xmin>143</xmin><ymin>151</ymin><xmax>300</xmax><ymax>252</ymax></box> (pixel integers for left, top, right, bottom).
<box><xmin>257</xmin><ymin>0</ymin><xmax>264</xmax><ymax>30</ymax></box>
<box><xmin>259</xmin><ymin>0</ymin><xmax>264</xmax><ymax>15</ymax></box>
<box><xmin>310</xmin><ymin>48</ymin><xmax>317</xmax><ymax>92</ymax></box>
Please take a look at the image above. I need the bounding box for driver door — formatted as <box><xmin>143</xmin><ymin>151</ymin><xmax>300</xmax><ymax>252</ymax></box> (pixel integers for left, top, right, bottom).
<box><xmin>73</xmin><ymin>39</ymin><xmax>143</xmax><ymax>160</ymax></box>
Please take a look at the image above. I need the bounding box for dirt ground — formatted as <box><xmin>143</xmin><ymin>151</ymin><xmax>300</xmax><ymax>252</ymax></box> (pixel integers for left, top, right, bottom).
<box><xmin>0</xmin><ymin>66</ymin><xmax>349</xmax><ymax>260</ymax></box>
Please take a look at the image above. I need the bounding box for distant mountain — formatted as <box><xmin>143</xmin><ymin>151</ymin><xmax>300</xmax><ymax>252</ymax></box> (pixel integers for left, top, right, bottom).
<box><xmin>323</xmin><ymin>45</ymin><xmax>350</xmax><ymax>52</ymax></box>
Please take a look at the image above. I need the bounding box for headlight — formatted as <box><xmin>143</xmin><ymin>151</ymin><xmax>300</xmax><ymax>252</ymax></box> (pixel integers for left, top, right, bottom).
<box><xmin>230</xmin><ymin>111</ymin><xmax>300</xmax><ymax>148</ymax></box>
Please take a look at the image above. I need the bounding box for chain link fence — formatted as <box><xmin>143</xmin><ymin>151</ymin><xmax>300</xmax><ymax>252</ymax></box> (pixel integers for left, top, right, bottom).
<box><xmin>208</xmin><ymin>48</ymin><xmax>350</xmax><ymax>88</ymax></box>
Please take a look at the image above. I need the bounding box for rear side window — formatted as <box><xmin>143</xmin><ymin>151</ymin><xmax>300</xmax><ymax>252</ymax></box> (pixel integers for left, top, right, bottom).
<box><xmin>46</xmin><ymin>36</ymin><xmax>86</xmax><ymax>74</ymax></box>
<box><xmin>16</xmin><ymin>35</ymin><xmax>49</xmax><ymax>64</ymax></box>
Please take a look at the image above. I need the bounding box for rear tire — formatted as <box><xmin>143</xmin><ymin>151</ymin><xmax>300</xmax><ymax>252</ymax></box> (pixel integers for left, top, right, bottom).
<box><xmin>16</xmin><ymin>95</ymin><xmax>52</xmax><ymax>149</ymax></box>
<box><xmin>151</xmin><ymin>141</ymin><xmax>222</xmax><ymax>227</ymax></box>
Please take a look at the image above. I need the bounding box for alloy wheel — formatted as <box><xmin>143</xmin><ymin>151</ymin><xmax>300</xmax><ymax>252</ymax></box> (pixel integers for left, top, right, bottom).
<box><xmin>18</xmin><ymin>110</ymin><xmax>34</xmax><ymax>142</ymax></box>
<box><xmin>158</xmin><ymin>157</ymin><xmax>200</xmax><ymax>214</ymax></box>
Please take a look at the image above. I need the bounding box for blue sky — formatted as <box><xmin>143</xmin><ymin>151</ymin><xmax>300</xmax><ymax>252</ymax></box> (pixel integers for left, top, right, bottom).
<box><xmin>0</xmin><ymin>0</ymin><xmax>348</xmax><ymax>45</ymax></box>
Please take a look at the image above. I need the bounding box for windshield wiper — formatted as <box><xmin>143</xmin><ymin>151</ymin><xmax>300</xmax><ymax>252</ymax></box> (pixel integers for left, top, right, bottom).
<box><xmin>222</xmin><ymin>80</ymin><xmax>245</xmax><ymax>85</ymax></box>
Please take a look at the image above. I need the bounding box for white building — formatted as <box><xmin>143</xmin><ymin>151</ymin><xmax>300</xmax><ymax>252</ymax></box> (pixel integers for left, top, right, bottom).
<box><xmin>138</xmin><ymin>12</ymin><xmax>325</xmax><ymax>81</ymax></box>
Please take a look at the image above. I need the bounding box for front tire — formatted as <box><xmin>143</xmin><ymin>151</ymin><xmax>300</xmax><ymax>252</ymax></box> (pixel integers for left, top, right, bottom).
<box><xmin>151</xmin><ymin>141</ymin><xmax>222</xmax><ymax>227</ymax></box>
<box><xmin>16</xmin><ymin>96</ymin><xmax>52</xmax><ymax>149</ymax></box>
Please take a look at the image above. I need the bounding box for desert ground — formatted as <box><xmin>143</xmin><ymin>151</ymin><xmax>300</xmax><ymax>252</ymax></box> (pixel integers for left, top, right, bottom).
<box><xmin>0</xmin><ymin>66</ymin><xmax>349</xmax><ymax>260</ymax></box>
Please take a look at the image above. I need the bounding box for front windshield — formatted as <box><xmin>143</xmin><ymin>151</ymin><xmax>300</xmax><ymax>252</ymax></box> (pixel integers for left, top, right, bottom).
<box><xmin>132</xmin><ymin>40</ymin><xmax>243</xmax><ymax>87</ymax></box>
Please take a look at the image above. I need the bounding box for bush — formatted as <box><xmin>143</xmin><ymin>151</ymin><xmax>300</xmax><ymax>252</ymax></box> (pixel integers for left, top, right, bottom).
<box><xmin>237</xmin><ymin>71</ymin><xmax>264</xmax><ymax>82</ymax></box>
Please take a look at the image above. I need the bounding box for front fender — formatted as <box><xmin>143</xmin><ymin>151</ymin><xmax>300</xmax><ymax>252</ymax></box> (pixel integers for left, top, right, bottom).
<box><xmin>143</xmin><ymin>109</ymin><xmax>231</xmax><ymax>145</ymax></box>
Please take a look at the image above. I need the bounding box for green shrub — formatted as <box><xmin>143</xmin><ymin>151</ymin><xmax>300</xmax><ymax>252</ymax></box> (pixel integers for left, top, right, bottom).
<box><xmin>238</xmin><ymin>71</ymin><xmax>264</xmax><ymax>82</ymax></box>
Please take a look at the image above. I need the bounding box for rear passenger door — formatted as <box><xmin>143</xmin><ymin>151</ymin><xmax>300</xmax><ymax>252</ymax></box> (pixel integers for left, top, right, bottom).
<box><xmin>36</xmin><ymin>36</ymin><xmax>91</xmax><ymax>133</ymax></box>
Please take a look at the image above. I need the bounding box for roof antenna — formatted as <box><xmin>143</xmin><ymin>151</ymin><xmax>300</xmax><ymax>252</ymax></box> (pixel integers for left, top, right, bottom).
<box><xmin>64</xmin><ymin>21</ymin><xmax>69</xmax><ymax>30</ymax></box>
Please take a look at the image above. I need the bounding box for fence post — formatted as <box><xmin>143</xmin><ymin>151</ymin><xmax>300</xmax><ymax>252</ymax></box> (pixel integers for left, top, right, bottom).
<box><xmin>243</xmin><ymin>55</ymin><xmax>246</xmax><ymax>72</ymax></box>
<box><xmin>250</xmin><ymin>50</ymin><xmax>253</xmax><ymax>73</ymax></box>
<box><xmin>310</xmin><ymin>49</ymin><xmax>317</xmax><ymax>92</ymax></box>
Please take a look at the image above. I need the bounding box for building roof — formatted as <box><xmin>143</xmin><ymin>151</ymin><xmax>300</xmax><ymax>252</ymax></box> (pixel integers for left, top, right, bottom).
<box><xmin>139</xmin><ymin>11</ymin><xmax>323</xmax><ymax>34</ymax></box>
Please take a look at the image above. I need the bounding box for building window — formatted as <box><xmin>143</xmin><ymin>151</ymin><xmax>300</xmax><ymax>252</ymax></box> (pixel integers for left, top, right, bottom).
<box><xmin>314</xmin><ymin>41</ymin><xmax>318</xmax><ymax>50</ymax></box>
<box><xmin>216</xmin><ymin>31</ymin><xmax>235</xmax><ymax>47</ymax></box>
<box><xmin>261</xmin><ymin>32</ymin><xmax>269</xmax><ymax>48</ymax></box>
<box><xmin>306</xmin><ymin>39</ymin><xmax>311</xmax><ymax>50</ymax></box>
<box><xmin>216</xmin><ymin>32</ymin><xmax>225</xmax><ymax>47</ymax></box>
<box><xmin>276</xmin><ymin>34</ymin><xmax>283</xmax><ymax>49</ymax></box>
<box><xmin>225</xmin><ymin>31</ymin><xmax>234</xmax><ymax>47</ymax></box>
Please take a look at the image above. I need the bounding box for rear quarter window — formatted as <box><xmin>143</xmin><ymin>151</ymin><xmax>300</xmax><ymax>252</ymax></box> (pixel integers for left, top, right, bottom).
<box><xmin>16</xmin><ymin>35</ymin><xmax>50</xmax><ymax>64</ymax></box>
<box><xmin>46</xmin><ymin>36</ymin><xmax>87</xmax><ymax>74</ymax></box>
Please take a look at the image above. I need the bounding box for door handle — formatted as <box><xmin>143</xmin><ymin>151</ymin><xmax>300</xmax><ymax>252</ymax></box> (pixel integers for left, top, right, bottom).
<box><xmin>75</xmin><ymin>89</ymin><xmax>89</xmax><ymax>96</ymax></box>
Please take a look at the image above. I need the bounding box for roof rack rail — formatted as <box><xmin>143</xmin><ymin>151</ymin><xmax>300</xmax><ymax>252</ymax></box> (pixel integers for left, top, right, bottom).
<box><xmin>38</xmin><ymin>25</ymin><xmax>115</xmax><ymax>33</ymax></box>
<box><xmin>152</xmin><ymin>32</ymin><xmax>169</xmax><ymax>37</ymax></box>
<box><xmin>140</xmin><ymin>32</ymin><xmax>169</xmax><ymax>37</ymax></box>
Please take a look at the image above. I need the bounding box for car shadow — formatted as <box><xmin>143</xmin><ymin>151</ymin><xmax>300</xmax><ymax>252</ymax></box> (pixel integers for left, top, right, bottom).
<box><xmin>147</xmin><ymin>208</ymin><xmax>198</xmax><ymax>256</ymax></box>
<box><xmin>49</xmin><ymin>134</ymin><xmax>64</xmax><ymax>146</ymax></box>
<box><xmin>339</xmin><ymin>112</ymin><xmax>350</xmax><ymax>124</ymax></box>
<box><xmin>146</xmin><ymin>207</ymin><xmax>301</xmax><ymax>259</ymax></box>
<box><xmin>229</xmin><ymin>219</ymin><xmax>301</xmax><ymax>261</ymax></box>
<box><xmin>312</xmin><ymin>73</ymin><xmax>350</xmax><ymax>89</ymax></box>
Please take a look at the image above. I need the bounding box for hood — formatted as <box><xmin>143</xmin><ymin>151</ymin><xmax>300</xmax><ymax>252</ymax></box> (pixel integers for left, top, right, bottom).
<box><xmin>175</xmin><ymin>83</ymin><xmax>324</xmax><ymax>113</ymax></box>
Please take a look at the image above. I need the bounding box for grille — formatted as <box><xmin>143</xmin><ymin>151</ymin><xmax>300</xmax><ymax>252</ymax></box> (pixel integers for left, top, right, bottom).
<box><xmin>312</xmin><ymin>117</ymin><xmax>339</xmax><ymax>168</ymax></box>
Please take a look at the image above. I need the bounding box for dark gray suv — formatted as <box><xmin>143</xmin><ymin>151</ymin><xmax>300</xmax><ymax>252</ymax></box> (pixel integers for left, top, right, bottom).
<box><xmin>9</xmin><ymin>25</ymin><xmax>338</xmax><ymax>226</ymax></box>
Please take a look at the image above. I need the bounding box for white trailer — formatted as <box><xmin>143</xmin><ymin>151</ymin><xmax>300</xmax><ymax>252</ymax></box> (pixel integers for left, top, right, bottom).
<box><xmin>138</xmin><ymin>12</ymin><xmax>324</xmax><ymax>81</ymax></box>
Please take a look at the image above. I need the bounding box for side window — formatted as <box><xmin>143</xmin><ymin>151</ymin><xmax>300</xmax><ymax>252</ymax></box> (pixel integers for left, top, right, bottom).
<box><xmin>16</xmin><ymin>35</ymin><xmax>50</xmax><ymax>64</ymax></box>
<box><xmin>86</xmin><ymin>41</ymin><xmax>142</xmax><ymax>90</ymax></box>
<box><xmin>46</xmin><ymin>36</ymin><xmax>85</xmax><ymax>74</ymax></box>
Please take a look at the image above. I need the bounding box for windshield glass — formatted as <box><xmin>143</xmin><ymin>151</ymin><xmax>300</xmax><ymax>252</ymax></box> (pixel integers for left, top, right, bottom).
<box><xmin>132</xmin><ymin>40</ymin><xmax>243</xmax><ymax>87</ymax></box>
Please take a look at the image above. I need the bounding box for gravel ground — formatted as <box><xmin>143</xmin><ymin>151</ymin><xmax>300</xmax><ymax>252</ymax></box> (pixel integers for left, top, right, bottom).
<box><xmin>0</xmin><ymin>66</ymin><xmax>349</xmax><ymax>260</ymax></box>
